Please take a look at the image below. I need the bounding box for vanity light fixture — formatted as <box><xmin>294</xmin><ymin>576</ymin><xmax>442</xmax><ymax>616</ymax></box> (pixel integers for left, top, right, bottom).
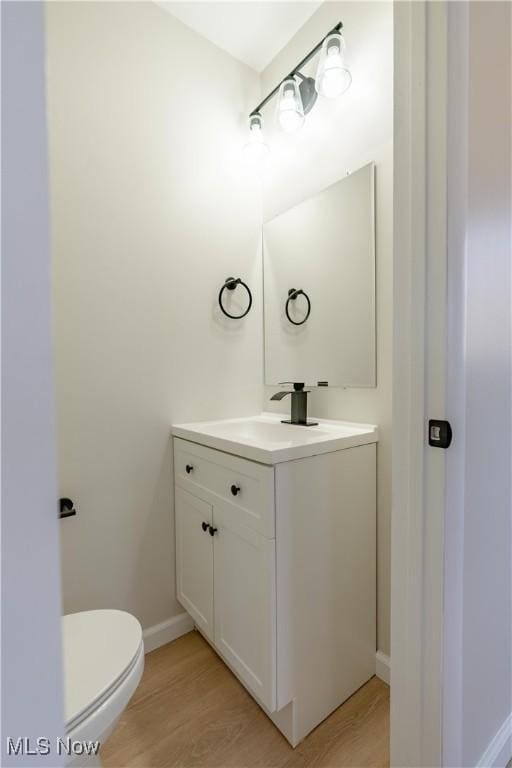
<box><xmin>315</xmin><ymin>31</ymin><xmax>352</xmax><ymax>98</ymax></box>
<box><xmin>243</xmin><ymin>112</ymin><xmax>269</xmax><ymax>162</ymax></box>
<box><xmin>277</xmin><ymin>77</ymin><xmax>305</xmax><ymax>133</ymax></box>
<box><xmin>246</xmin><ymin>21</ymin><xmax>350</xmax><ymax>145</ymax></box>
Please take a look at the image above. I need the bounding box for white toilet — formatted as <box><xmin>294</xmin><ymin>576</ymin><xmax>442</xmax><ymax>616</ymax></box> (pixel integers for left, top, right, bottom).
<box><xmin>62</xmin><ymin>610</ymin><xmax>144</xmax><ymax>767</ymax></box>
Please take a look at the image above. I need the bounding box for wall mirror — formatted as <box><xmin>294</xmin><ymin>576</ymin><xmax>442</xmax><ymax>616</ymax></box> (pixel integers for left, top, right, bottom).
<box><xmin>263</xmin><ymin>162</ymin><xmax>376</xmax><ymax>388</ymax></box>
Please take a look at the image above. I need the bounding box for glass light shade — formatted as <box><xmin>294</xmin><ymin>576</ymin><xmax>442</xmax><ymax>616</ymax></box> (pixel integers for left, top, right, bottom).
<box><xmin>243</xmin><ymin>113</ymin><xmax>269</xmax><ymax>163</ymax></box>
<box><xmin>277</xmin><ymin>78</ymin><xmax>305</xmax><ymax>133</ymax></box>
<box><xmin>315</xmin><ymin>32</ymin><xmax>352</xmax><ymax>98</ymax></box>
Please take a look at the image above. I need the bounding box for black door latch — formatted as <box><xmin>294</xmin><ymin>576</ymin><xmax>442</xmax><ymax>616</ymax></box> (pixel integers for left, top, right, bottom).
<box><xmin>59</xmin><ymin>498</ymin><xmax>77</xmax><ymax>519</ymax></box>
<box><xmin>428</xmin><ymin>420</ymin><xmax>452</xmax><ymax>449</ymax></box>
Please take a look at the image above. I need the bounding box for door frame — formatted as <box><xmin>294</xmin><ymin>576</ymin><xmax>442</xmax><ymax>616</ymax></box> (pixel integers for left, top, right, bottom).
<box><xmin>2</xmin><ymin>2</ymin><xmax>458</xmax><ymax>764</ymax></box>
<box><xmin>391</xmin><ymin>2</ymin><xmax>449</xmax><ymax>765</ymax></box>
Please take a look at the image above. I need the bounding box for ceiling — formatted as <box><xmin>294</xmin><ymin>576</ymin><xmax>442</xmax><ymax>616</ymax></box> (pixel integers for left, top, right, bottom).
<box><xmin>158</xmin><ymin>2</ymin><xmax>322</xmax><ymax>72</ymax></box>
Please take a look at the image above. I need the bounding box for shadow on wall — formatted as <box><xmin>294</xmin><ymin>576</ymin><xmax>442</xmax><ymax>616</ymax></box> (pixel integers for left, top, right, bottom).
<box><xmin>133</xmin><ymin>437</ymin><xmax>180</xmax><ymax>626</ymax></box>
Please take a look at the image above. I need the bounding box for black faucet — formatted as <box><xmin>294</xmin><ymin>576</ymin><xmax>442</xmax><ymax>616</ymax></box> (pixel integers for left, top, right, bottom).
<box><xmin>270</xmin><ymin>383</ymin><xmax>318</xmax><ymax>427</ymax></box>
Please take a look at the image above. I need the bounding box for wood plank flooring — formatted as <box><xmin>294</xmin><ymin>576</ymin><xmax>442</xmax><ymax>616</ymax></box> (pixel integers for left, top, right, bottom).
<box><xmin>102</xmin><ymin>631</ymin><xmax>389</xmax><ymax>768</ymax></box>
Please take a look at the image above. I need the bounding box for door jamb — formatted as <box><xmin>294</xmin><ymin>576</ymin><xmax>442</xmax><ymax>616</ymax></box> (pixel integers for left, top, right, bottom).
<box><xmin>391</xmin><ymin>3</ymin><xmax>448</xmax><ymax>765</ymax></box>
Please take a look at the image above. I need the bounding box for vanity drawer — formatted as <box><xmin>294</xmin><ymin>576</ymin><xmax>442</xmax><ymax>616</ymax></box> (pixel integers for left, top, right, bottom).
<box><xmin>174</xmin><ymin>438</ymin><xmax>275</xmax><ymax>538</ymax></box>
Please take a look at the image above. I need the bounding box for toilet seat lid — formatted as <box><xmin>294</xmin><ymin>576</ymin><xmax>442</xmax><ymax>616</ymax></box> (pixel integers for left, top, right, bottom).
<box><xmin>63</xmin><ymin>609</ymin><xmax>143</xmax><ymax>729</ymax></box>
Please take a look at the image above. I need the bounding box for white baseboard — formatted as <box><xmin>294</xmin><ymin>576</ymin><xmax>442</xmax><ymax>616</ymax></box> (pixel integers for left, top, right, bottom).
<box><xmin>144</xmin><ymin>617</ymin><xmax>392</xmax><ymax>689</ymax></box>
<box><xmin>477</xmin><ymin>712</ymin><xmax>512</xmax><ymax>768</ymax></box>
<box><xmin>375</xmin><ymin>651</ymin><xmax>391</xmax><ymax>685</ymax></box>
<box><xmin>143</xmin><ymin>611</ymin><xmax>194</xmax><ymax>653</ymax></box>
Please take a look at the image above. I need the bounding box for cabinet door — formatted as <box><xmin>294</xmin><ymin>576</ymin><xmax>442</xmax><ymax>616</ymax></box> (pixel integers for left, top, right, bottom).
<box><xmin>175</xmin><ymin>488</ymin><xmax>214</xmax><ymax>640</ymax></box>
<box><xmin>213</xmin><ymin>502</ymin><xmax>276</xmax><ymax>711</ymax></box>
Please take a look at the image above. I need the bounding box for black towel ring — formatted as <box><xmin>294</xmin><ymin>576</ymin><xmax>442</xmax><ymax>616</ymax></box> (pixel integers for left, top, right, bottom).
<box><xmin>218</xmin><ymin>277</ymin><xmax>253</xmax><ymax>319</ymax></box>
<box><xmin>285</xmin><ymin>288</ymin><xmax>311</xmax><ymax>326</ymax></box>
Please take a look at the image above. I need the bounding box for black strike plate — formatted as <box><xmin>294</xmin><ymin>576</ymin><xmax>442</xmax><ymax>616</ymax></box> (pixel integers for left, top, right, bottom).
<box><xmin>428</xmin><ymin>419</ymin><xmax>452</xmax><ymax>449</ymax></box>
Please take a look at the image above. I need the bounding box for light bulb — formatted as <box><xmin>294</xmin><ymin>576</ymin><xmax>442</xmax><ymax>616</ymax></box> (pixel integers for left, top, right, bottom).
<box><xmin>243</xmin><ymin>113</ymin><xmax>269</xmax><ymax>164</ymax></box>
<box><xmin>277</xmin><ymin>78</ymin><xmax>305</xmax><ymax>133</ymax></box>
<box><xmin>316</xmin><ymin>32</ymin><xmax>352</xmax><ymax>99</ymax></box>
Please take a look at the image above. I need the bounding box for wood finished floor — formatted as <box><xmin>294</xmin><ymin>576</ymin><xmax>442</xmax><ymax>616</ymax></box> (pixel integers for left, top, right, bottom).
<box><xmin>102</xmin><ymin>631</ymin><xmax>389</xmax><ymax>768</ymax></box>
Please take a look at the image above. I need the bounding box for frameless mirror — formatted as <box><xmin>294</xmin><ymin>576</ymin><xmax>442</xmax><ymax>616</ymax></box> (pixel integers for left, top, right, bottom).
<box><xmin>263</xmin><ymin>162</ymin><xmax>376</xmax><ymax>387</ymax></box>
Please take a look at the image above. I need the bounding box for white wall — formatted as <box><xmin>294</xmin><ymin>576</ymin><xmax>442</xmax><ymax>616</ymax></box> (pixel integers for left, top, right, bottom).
<box><xmin>444</xmin><ymin>3</ymin><xmax>512</xmax><ymax>766</ymax></box>
<box><xmin>1</xmin><ymin>2</ymin><xmax>64</xmax><ymax>763</ymax></box>
<box><xmin>48</xmin><ymin>1</ymin><xmax>393</xmax><ymax>657</ymax></box>
<box><xmin>46</xmin><ymin>2</ymin><xmax>262</xmax><ymax>630</ymax></box>
<box><xmin>261</xmin><ymin>1</ymin><xmax>393</xmax><ymax>655</ymax></box>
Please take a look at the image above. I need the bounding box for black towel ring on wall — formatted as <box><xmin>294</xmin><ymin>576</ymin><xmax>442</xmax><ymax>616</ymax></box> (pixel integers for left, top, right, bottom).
<box><xmin>285</xmin><ymin>288</ymin><xmax>311</xmax><ymax>326</ymax></box>
<box><xmin>218</xmin><ymin>277</ymin><xmax>253</xmax><ymax>319</ymax></box>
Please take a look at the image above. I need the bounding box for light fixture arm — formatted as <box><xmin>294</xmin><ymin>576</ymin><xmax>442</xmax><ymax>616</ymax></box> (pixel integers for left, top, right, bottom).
<box><xmin>249</xmin><ymin>21</ymin><xmax>343</xmax><ymax>117</ymax></box>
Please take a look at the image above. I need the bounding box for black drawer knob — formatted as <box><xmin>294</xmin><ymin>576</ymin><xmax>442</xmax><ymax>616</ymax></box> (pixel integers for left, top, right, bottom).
<box><xmin>209</xmin><ymin>526</ymin><xmax>218</xmax><ymax>537</ymax></box>
<box><xmin>230</xmin><ymin>484</ymin><xmax>240</xmax><ymax>496</ymax></box>
<box><xmin>201</xmin><ymin>521</ymin><xmax>209</xmax><ymax>532</ymax></box>
<box><xmin>186</xmin><ymin>464</ymin><xmax>194</xmax><ymax>474</ymax></box>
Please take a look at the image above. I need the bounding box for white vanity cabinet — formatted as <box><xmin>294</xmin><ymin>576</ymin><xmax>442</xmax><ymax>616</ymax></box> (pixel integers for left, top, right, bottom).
<box><xmin>173</xmin><ymin>422</ymin><xmax>377</xmax><ymax>748</ymax></box>
<box><xmin>174</xmin><ymin>439</ymin><xmax>277</xmax><ymax>711</ymax></box>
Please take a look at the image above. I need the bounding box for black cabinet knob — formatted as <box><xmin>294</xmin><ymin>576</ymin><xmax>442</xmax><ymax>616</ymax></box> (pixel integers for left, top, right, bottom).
<box><xmin>230</xmin><ymin>484</ymin><xmax>240</xmax><ymax>496</ymax></box>
<box><xmin>201</xmin><ymin>521</ymin><xmax>209</xmax><ymax>532</ymax></box>
<box><xmin>186</xmin><ymin>464</ymin><xmax>194</xmax><ymax>474</ymax></box>
<box><xmin>209</xmin><ymin>526</ymin><xmax>218</xmax><ymax>537</ymax></box>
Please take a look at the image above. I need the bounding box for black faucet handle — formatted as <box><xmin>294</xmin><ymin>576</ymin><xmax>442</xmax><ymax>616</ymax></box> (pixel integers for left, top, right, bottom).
<box><xmin>277</xmin><ymin>382</ymin><xmax>305</xmax><ymax>391</ymax></box>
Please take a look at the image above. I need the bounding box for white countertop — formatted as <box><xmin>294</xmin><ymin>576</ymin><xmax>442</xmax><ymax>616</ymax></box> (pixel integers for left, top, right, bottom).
<box><xmin>171</xmin><ymin>412</ymin><xmax>378</xmax><ymax>465</ymax></box>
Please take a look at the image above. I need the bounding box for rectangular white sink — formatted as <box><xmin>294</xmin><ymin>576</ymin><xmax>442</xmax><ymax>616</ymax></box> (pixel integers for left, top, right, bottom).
<box><xmin>172</xmin><ymin>412</ymin><xmax>378</xmax><ymax>465</ymax></box>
